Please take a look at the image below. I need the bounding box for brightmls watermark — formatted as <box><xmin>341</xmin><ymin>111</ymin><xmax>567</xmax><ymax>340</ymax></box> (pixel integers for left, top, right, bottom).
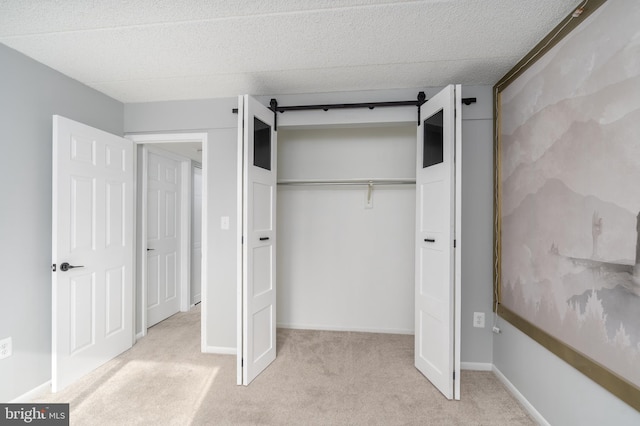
<box><xmin>1</xmin><ymin>404</ymin><xmax>69</xmax><ymax>425</ymax></box>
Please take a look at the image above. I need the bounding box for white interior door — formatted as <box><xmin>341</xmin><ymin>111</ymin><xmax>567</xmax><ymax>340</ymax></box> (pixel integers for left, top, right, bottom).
<box><xmin>52</xmin><ymin>115</ymin><xmax>134</xmax><ymax>392</ymax></box>
<box><xmin>414</xmin><ymin>84</ymin><xmax>461</xmax><ymax>400</ymax></box>
<box><xmin>146</xmin><ymin>148</ymin><xmax>182</xmax><ymax>327</ymax></box>
<box><xmin>191</xmin><ymin>165</ymin><xmax>203</xmax><ymax>305</ymax></box>
<box><xmin>238</xmin><ymin>95</ymin><xmax>277</xmax><ymax>385</ymax></box>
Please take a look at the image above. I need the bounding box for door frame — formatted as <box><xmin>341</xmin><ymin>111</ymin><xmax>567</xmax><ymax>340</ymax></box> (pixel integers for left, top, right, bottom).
<box><xmin>127</xmin><ymin>133</ymin><xmax>208</xmax><ymax>344</ymax></box>
<box><xmin>190</xmin><ymin>162</ymin><xmax>203</xmax><ymax>306</ymax></box>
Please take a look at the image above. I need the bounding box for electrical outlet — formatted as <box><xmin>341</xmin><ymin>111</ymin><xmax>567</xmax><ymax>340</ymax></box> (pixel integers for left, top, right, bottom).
<box><xmin>0</xmin><ymin>337</ymin><xmax>12</xmax><ymax>360</ymax></box>
<box><xmin>473</xmin><ymin>312</ymin><xmax>485</xmax><ymax>328</ymax></box>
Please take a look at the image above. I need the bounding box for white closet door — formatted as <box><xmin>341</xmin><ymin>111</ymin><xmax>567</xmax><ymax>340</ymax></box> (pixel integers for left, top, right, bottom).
<box><xmin>52</xmin><ymin>115</ymin><xmax>134</xmax><ymax>392</ymax></box>
<box><xmin>414</xmin><ymin>84</ymin><xmax>461</xmax><ymax>400</ymax></box>
<box><xmin>238</xmin><ymin>95</ymin><xmax>278</xmax><ymax>385</ymax></box>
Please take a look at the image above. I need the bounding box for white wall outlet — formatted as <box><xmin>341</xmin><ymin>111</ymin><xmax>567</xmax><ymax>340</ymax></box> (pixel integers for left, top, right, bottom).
<box><xmin>220</xmin><ymin>216</ymin><xmax>230</xmax><ymax>230</ymax></box>
<box><xmin>0</xmin><ymin>337</ymin><xmax>12</xmax><ymax>360</ymax></box>
<box><xmin>473</xmin><ymin>312</ymin><xmax>485</xmax><ymax>328</ymax></box>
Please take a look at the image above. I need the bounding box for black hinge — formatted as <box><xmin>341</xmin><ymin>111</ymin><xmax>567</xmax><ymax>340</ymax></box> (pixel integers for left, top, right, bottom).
<box><xmin>454</xmin><ymin>239</ymin><xmax>457</xmax><ymax>248</ymax></box>
<box><xmin>241</xmin><ymin>358</ymin><xmax>244</xmax><ymax>367</ymax></box>
<box><xmin>416</xmin><ymin>91</ymin><xmax>426</xmax><ymax>126</ymax></box>
<box><xmin>270</xmin><ymin>98</ymin><xmax>278</xmax><ymax>131</ymax></box>
<box><xmin>453</xmin><ymin>371</ymin><xmax>456</xmax><ymax>380</ymax></box>
<box><xmin>52</xmin><ymin>263</ymin><xmax>56</xmax><ymax>272</ymax></box>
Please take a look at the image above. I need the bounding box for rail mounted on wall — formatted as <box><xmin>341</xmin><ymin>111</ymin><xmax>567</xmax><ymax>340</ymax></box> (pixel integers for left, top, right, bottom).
<box><xmin>232</xmin><ymin>92</ymin><xmax>477</xmax><ymax>130</ymax></box>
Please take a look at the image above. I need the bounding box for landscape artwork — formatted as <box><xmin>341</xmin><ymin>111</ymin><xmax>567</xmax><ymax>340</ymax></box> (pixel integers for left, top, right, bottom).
<box><xmin>497</xmin><ymin>0</ymin><xmax>640</xmax><ymax>395</ymax></box>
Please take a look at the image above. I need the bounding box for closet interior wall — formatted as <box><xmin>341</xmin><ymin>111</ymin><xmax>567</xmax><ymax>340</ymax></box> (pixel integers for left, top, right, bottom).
<box><xmin>276</xmin><ymin>125</ymin><xmax>416</xmax><ymax>334</ymax></box>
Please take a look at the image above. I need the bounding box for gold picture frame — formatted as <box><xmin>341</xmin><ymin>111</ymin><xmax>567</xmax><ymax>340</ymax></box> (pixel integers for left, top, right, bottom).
<box><xmin>493</xmin><ymin>0</ymin><xmax>640</xmax><ymax>412</ymax></box>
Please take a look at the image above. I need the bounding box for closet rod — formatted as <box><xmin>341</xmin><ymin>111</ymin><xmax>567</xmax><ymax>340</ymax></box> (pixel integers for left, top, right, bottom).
<box><xmin>277</xmin><ymin>178</ymin><xmax>416</xmax><ymax>186</ymax></box>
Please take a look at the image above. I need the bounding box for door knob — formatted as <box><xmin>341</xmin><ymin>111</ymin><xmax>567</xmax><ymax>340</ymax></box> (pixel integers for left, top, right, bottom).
<box><xmin>147</xmin><ymin>248</ymin><xmax>155</xmax><ymax>251</ymax></box>
<box><xmin>60</xmin><ymin>262</ymin><xmax>84</xmax><ymax>272</ymax></box>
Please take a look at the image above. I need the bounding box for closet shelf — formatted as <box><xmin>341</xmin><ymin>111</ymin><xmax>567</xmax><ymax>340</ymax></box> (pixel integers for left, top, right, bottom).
<box><xmin>277</xmin><ymin>178</ymin><xmax>416</xmax><ymax>186</ymax></box>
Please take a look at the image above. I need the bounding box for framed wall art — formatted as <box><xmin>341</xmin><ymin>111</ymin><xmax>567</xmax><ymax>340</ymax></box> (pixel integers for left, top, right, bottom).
<box><xmin>494</xmin><ymin>0</ymin><xmax>640</xmax><ymax>411</ymax></box>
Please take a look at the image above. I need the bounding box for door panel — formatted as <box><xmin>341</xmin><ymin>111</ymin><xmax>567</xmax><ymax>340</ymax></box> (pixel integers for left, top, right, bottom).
<box><xmin>414</xmin><ymin>85</ymin><xmax>460</xmax><ymax>400</ymax></box>
<box><xmin>52</xmin><ymin>115</ymin><xmax>134</xmax><ymax>392</ymax></box>
<box><xmin>70</xmin><ymin>176</ymin><xmax>94</xmax><ymax>252</ymax></box>
<box><xmin>106</xmin><ymin>181</ymin><xmax>125</xmax><ymax>248</ymax></box>
<box><xmin>105</xmin><ymin>266</ymin><xmax>125</xmax><ymax>336</ymax></box>
<box><xmin>252</xmin><ymin>182</ymin><xmax>273</xmax><ymax>231</ymax></box>
<box><xmin>69</xmin><ymin>273</ymin><xmax>93</xmax><ymax>354</ymax></box>
<box><xmin>238</xmin><ymin>95</ymin><xmax>278</xmax><ymax>385</ymax></box>
<box><xmin>146</xmin><ymin>149</ymin><xmax>181</xmax><ymax>327</ymax></box>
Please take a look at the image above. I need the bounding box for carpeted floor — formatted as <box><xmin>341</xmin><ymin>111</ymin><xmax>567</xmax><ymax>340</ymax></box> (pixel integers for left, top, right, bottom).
<box><xmin>35</xmin><ymin>307</ymin><xmax>534</xmax><ymax>425</ymax></box>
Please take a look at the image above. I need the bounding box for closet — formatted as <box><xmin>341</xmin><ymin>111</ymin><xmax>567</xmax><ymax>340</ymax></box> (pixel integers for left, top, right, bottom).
<box><xmin>237</xmin><ymin>86</ymin><xmax>462</xmax><ymax>398</ymax></box>
<box><xmin>276</xmin><ymin>125</ymin><xmax>417</xmax><ymax>334</ymax></box>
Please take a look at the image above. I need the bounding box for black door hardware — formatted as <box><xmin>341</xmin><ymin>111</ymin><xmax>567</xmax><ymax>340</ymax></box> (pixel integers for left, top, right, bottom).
<box><xmin>259</xmin><ymin>237</ymin><xmax>270</xmax><ymax>241</ymax></box>
<box><xmin>60</xmin><ymin>262</ymin><xmax>84</xmax><ymax>272</ymax></box>
<box><xmin>424</xmin><ymin>238</ymin><xmax>436</xmax><ymax>243</ymax></box>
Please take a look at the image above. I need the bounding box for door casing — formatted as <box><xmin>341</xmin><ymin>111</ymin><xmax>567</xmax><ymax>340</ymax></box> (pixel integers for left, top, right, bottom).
<box><xmin>127</xmin><ymin>133</ymin><xmax>208</xmax><ymax>345</ymax></box>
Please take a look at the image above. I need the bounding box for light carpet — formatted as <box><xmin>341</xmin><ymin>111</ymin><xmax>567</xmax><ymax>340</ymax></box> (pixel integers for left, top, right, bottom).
<box><xmin>35</xmin><ymin>307</ymin><xmax>534</xmax><ymax>425</ymax></box>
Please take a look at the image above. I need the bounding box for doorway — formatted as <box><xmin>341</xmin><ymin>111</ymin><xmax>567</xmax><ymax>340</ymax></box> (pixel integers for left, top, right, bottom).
<box><xmin>127</xmin><ymin>133</ymin><xmax>208</xmax><ymax>340</ymax></box>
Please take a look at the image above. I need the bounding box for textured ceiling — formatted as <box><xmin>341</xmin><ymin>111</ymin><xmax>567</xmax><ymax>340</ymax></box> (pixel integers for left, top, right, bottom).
<box><xmin>0</xmin><ymin>0</ymin><xmax>581</xmax><ymax>103</ymax></box>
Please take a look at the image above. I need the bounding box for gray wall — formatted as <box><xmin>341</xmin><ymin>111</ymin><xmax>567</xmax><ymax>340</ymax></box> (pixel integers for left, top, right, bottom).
<box><xmin>459</xmin><ymin>86</ymin><xmax>494</xmax><ymax>365</ymax></box>
<box><xmin>0</xmin><ymin>43</ymin><xmax>123</xmax><ymax>402</ymax></box>
<box><xmin>494</xmin><ymin>308</ymin><xmax>640</xmax><ymax>424</ymax></box>
<box><xmin>124</xmin><ymin>98</ymin><xmax>239</xmax><ymax>350</ymax></box>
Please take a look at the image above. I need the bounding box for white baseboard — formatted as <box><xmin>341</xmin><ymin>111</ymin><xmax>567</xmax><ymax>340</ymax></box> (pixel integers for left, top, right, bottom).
<box><xmin>492</xmin><ymin>365</ymin><xmax>549</xmax><ymax>426</ymax></box>
<box><xmin>135</xmin><ymin>331</ymin><xmax>145</xmax><ymax>341</ymax></box>
<box><xmin>203</xmin><ymin>345</ymin><xmax>236</xmax><ymax>355</ymax></box>
<box><xmin>10</xmin><ymin>381</ymin><xmax>51</xmax><ymax>403</ymax></box>
<box><xmin>461</xmin><ymin>362</ymin><xmax>492</xmax><ymax>371</ymax></box>
<box><xmin>276</xmin><ymin>323</ymin><xmax>414</xmax><ymax>335</ymax></box>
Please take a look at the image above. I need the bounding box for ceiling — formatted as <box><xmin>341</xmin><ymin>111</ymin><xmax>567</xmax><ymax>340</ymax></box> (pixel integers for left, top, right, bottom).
<box><xmin>0</xmin><ymin>0</ymin><xmax>581</xmax><ymax>104</ymax></box>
